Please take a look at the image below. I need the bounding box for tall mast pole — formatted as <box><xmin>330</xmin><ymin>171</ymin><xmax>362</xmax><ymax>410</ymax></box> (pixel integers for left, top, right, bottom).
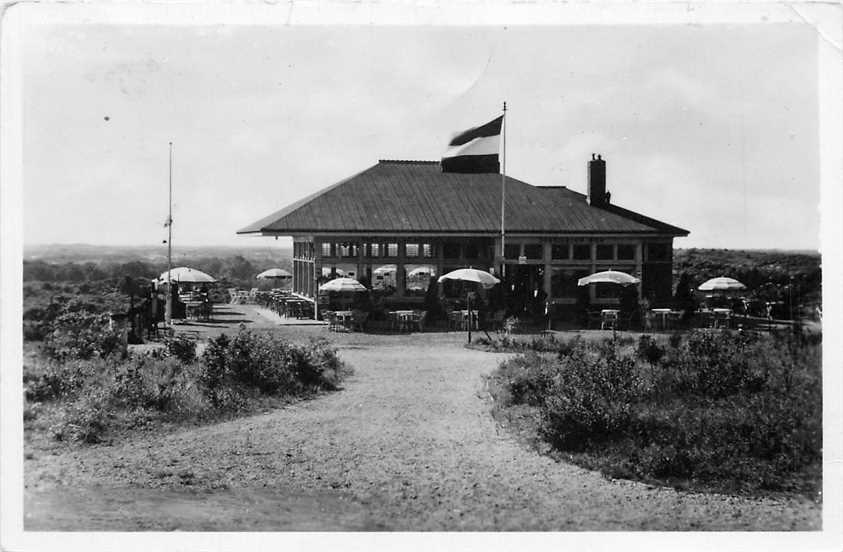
<box><xmin>500</xmin><ymin>101</ymin><xmax>507</xmax><ymax>279</ymax></box>
<box><xmin>165</xmin><ymin>141</ymin><xmax>173</xmax><ymax>326</ymax></box>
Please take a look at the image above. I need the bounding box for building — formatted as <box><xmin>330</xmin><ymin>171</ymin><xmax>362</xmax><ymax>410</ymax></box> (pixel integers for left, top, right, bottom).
<box><xmin>238</xmin><ymin>155</ymin><xmax>688</xmax><ymax>314</ymax></box>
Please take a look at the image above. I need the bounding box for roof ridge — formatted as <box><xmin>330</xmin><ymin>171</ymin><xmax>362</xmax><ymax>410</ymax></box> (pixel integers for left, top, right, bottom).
<box><xmin>378</xmin><ymin>159</ymin><xmax>439</xmax><ymax>165</ymax></box>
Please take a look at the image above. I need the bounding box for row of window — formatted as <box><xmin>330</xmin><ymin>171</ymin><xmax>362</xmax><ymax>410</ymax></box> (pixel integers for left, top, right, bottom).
<box><xmin>504</xmin><ymin>243</ymin><xmax>638</xmax><ymax>261</ymax></box>
<box><xmin>314</xmin><ymin>241</ymin><xmax>669</xmax><ymax>262</ymax></box>
<box><xmin>319</xmin><ymin>242</ymin><xmax>489</xmax><ymax>260</ymax></box>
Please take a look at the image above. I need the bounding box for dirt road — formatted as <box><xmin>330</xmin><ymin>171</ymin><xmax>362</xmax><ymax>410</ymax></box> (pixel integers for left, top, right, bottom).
<box><xmin>25</xmin><ymin>331</ymin><xmax>820</xmax><ymax>530</ymax></box>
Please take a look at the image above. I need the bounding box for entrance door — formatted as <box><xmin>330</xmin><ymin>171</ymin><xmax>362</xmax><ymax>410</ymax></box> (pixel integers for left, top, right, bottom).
<box><xmin>503</xmin><ymin>264</ymin><xmax>545</xmax><ymax>318</ymax></box>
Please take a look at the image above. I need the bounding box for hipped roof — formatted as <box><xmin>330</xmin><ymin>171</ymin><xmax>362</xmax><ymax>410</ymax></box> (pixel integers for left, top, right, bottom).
<box><xmin>238</xmin><ymin>160</ymin><xmax>689</xmax><ymax>236</ymax></box>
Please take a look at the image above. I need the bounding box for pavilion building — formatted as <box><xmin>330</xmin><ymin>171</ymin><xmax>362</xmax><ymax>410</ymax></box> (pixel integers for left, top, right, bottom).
<box><xmin>238</xmin><ymin>155</ymin><xmax>689</xmax><ymax>314</ymax></box>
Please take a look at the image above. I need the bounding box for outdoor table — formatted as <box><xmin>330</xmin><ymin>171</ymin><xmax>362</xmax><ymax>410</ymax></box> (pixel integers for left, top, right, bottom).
<box><xmin>184</xmin><ymin>301</ymin><xmax>205</xmax><ymax>321</ymax></box>
<box><xmin>333</xmin><ymin>310</ymin><xmax>353</xmax><ymax>329</ymax></box>
<box><xmin>600</xmin><ymin>309</ymin><xmax>619</xmax><ymax>330</ymax></box>
<box><xmin>712</xmin><ymin>308</ymin><xmax>732</xmax><ymax>329</ymax></box>
<box><xmin>389</xmin><ymin>310</ymin><xmax>415</xmax><ymax>332</ymax></box>
<box><xmin>651</xmin><ymin>308</ymin><xmax>671</xmax><ymax>330</ymax></box>
<box><xmin>458</xmin><ymin>309</ymin><xmax>479</xmax><ymax>330</ymax></box>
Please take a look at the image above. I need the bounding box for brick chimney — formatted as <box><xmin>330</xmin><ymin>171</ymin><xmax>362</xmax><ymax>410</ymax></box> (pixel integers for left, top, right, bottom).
<box><xmin>587</xmin><ymin>153</ymin><xmax>609</xmax><ymax>206</ymax></box>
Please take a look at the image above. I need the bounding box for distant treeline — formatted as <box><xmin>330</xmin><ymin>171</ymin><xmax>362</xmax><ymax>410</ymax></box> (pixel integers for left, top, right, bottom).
<box><xmin>674</xmin><ymin>248</ymin><xmax>821</xmax><ymax>303</ymax></box>
<box><xmin>23</xmin><ymin>248</ymin><xmax>822</xmax><ymax>304</ymax></box>
<box><xmin>23</xmin><ymin>256</ymin><xmax>293</xmax><ymax>289</ymax></box>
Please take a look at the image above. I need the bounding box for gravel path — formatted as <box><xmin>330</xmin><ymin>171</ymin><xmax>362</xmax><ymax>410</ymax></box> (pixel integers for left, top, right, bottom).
<box><xmin>25</xmin><ymin>331</ymin><xmax>820</xmax><ymax>530</ymax></box>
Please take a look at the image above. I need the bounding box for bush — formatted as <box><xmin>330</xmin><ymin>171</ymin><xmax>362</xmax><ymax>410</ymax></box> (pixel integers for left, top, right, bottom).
<box><xmin>164</xmin><ymin>334</ymin><xmax>197</xmax><ymax>363</ymax></box>
<box><xmin>50</xmin><ymin>388</ymin><xmax>112</xmax><ymax>443</ymax></box>
<box><xmin>635</xmin><ymin>335</ymin><xmax>664</xmax><ymax>365</ymax></box>
<box><xmin>26</xmin><ymin>326</ymin><xmax>350</xmax><ymax>445</ymax></box>
<box><xmin>540</xmin><ymin>350</ymin><xmax>637</xmax><ymax>451</ymax></box>
<box><xmin>42</xmin><ymin>309</ymin><xmax>124</xmax><ymax>361</ymax></box>
<box><xmin>491</xmin><ymin>329</ymin><xmax>822</xmax><ymax>495</ymax></box>
<box><xmin>199</xmin><ymin>329</ymin><xmax>347</xmax><ymax>405</ymax></box>
<box><xmin>24</xmin><ymin>356</ymin><xmax>105</xmax><ymax>402</ymax></box>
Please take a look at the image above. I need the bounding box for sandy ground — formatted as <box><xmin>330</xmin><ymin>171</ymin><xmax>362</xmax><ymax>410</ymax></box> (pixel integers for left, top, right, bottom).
<box><xmin>24</xmin><ymin>309</ymin><xmax>821</xmax><ymax>531</ymax></box>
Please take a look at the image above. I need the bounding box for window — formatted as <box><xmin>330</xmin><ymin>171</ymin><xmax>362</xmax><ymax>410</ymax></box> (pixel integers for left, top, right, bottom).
<box><xmin>504</xmin><ymin>244</ymin><xmax>520</xmax><ymax>259</ymax></box>
<box><xmin>573</xmin><ymin>244</ymin><xmax>591</xmax><ymax>260</ymax></box>
<box><xmin>596</xmin><ymin>244</ymin><xmax>614</xmax><ymax>260</ymax></box>
<box><xmin>372</xmin><ymin>264</ymin><xmax>397</xmax><ymax>292</ymax></box>
<box><xmin>321</xmin><ymin>243</ymin><xmax>332</xmax><ymax>257</ymax></box>
<box><xmin>422</xmin><ymin>243</ymin><xmax>433</xmax><ymax>258</ymax></box>
<box><xmin>405</xmin><ymin>243</ymin><xmax>420</xmax><ymax>257</ymax></box>
<box><xmin>385</xmin><ymin>243</ymin><xmax>398</xmax><ymax>257</ymax></box>
<box><xmin>404</xmin><ymin>264</ymin><xmax>436</xmax><ymax>296</ymax></box>
<box><xmin>367</xmin><ymin>243</ymin><xmax>380</xmax><ymax>257</ymax></box>
<box><xmin>524</xmin><ymin>244</ymin><xmax>543</xmax><ymax>260</ymax></box>
<box><xmin>617</xmin><ymin>244</ymin><xmax>635</xmax><ymax>260</ymax></box>
<box><xmin>443</xmin><ymin>242</ymin><xmax>461</xmax><ymax>259</ymax></box>
<box><xmin>464</xmin><ymin>243</ymin><xmax>479</xmax><ymax>259</ymax></box>
<box><xmin>551</xmin><ymin>243</ymin><xmax>569</xmax><ymax>260</ymax></box>
<box><xmin>337</xmin><ymin>243</ymin><xmax>357</xmax><ymax>258</ymax></box>
<box><xmin>551</xmin><ymin>268</ymin><xmax>591</xmax><ymax>298</ymax></box>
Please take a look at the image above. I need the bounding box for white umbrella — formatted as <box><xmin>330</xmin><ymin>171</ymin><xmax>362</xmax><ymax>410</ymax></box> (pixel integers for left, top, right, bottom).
<box><xmin>319</xmin><ymin>277</ymin><xmax>367</xmax><ymax>293</ymax></box>
<box><xmin>438</xmin><ymin>268</ymin><xmax>500</xmax><ymax>343</ymax></box>
<box><xmin>438</xmin><ymin>268</ymin><xmax>500</xmax><ymax>289</ymax></box>
<box><xmin>157</xmin><ymin>266</ymin><xmax>217</xmax><ymax>283</ymax></box>
<box><xmin>408</xmin><ymin>267</ymin><xmax>433</xmax><ymax>278</ymax></box>
<box><xmin>256</xmin><ymin>268</ymin><xmax>292</xmax><ymax>279</ymax></box>
<box><xmin>373</xmin><ymin>265</ymin><xmax>396</xmax><ymax>275</ymax></box>
<box><xmin>577</xmin><ymin>270</ymin><xmax>640</xmax><ymax>287</ymax></box>
<box><xmin>698</xmin><ymin>277</ymin><xmax>746</xmax><ymax>292</ymax></box>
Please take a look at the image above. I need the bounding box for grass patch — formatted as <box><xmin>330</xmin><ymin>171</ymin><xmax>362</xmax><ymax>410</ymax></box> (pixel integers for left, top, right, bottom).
<box><xmin>486</xmin><ymin>329</ymin><xmax>821</xmax><ymax>498</ymax></box>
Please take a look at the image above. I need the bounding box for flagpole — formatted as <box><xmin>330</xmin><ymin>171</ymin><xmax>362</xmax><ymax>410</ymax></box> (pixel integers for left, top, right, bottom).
<box><xmin>500</xmin><ymin>101</ymin><xmax>507</xmax><ymax>279</ymax></box>
<box><xmin>165</xmin><ymin>141</ymin><xmax>173</xmax><ymax>326</ymax></box>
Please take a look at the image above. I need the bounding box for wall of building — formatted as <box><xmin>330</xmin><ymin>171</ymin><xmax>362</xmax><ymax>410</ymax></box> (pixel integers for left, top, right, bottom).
<box><xmin>302</xmin><ymin>234</ymin><xmax>675</xmax><ymax>309</ymax></box>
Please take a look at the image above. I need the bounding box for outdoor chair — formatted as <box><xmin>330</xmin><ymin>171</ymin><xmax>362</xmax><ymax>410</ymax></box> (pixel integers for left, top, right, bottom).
<box><xmin>351</xmin><ymin>310</ymin><xmax>369</xmax><ymax>332</ymax></box>
<box><xmin>600</xmin><ymin>311</ymin><xmax>618</xmax><ymax>330</ymax></box>
<box><xmin>322</xmin><ymin>311</ymin><xmax>339</xmax><ymax>331</ymax></box>
<box><xmin>586</xmin><ymin>310</ymin><xmax>603</xmax><ymax>329</ymax></box>
<box><xmin>409</xmin><ymin>310</ymin><xmax>427</xmax><ymax>332</ymax></box>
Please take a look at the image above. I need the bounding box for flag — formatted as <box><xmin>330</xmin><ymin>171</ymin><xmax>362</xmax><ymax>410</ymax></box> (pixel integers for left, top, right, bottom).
<box><xmin>441</xmin><ymin>115</ymin><xmax>503</xmax><ymax>173</ymax></box>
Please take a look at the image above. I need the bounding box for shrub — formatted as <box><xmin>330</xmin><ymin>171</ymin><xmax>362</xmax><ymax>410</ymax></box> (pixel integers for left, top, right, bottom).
<box><xmin>199</xmin><ymin>329</ymin><xmax>347</xmax><ymax>404</ymax></box>
<box><xmin>635</xmin><ymin>335</ymin><xmax>665</xmax><ymax>365</ymax></box>
<box><xmin>111</xmin><ymin>356</ymin><xmax>195</xmax><ymax>412</ymax></box>
<box><xmin>164</xmin><ymin>334</ymin><xmax>197</xmax><ymax>363</ymax></box>
<box><xmin>50</xmin><ymin>388</ymin><xmax>112</xmax><ymax>443</ymax></box>
<box><xmin>490</xmin><ymin>328</ymin><xmax>822</xmax><ymax>495</ymax></box>
<box><xmin>23</xmin><ymin>356</ymin><xmax>105</xmax><ymax>402</ymax></box>
<box><xmin>495</xmin><ymin>352</ymin><xmax>560</xmax><ymax>407</ymax></box>
<box><xmin>540</xmin><ymin>350</ymin><xmax>637</xmax><ymax>451</ymax></box>
<box><xmin>42</xmin><ymin>309</ymin><xmax>124</xmax><ymax>361</ymax></box>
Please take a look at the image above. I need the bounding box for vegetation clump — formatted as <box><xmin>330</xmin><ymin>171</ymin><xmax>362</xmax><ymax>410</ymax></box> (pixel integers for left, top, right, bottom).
<box><xmin>24</xmin><ymin>328</ymin><xmax>350</xmax><ymax>445</ymax></box>
<box><xmin>488</xmin><ymin>329</ymin><xmax>821</xmax><ymax>496</ymax></box>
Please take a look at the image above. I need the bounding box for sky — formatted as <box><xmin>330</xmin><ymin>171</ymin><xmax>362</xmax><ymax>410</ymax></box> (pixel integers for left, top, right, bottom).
<box><xmin>20</xmin><ymin>22</ymin><xmax>820</xmax><ymax>250</ymax></box>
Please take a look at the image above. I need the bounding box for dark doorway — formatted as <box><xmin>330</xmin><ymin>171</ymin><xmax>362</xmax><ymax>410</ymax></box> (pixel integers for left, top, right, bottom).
<box><xmin>503</xmin><ymin>264</ymin><xmax>545</xmax><ymax>319</ymax></box>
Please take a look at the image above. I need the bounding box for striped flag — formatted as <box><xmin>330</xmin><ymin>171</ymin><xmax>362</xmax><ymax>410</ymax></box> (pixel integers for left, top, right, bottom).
<box><xmin>441</xmin><ymin>115</ymin><xmax>503</xmax><ymax>173</ymax></box>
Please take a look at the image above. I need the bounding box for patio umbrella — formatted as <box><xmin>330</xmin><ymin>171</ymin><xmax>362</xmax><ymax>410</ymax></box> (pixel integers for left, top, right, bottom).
<box><xmin>438</xmin><ymin>268</ymin><xmax>500</xmax><ymax>343</ymax></box>
<box><xmin>437</xmin><ymin>268</ymin><xmax>500</xmax><ymax>290</ymax></box>
<box><xmin>408</xmin><ymin>267</ymin><xmax>433</xmax><ymax>278</ymax></box>
<box><xmin>698</xmin><ymin>277</ymin><xmax>746</xmax><ymax>292</ymax></box>
<box><xmin>319</xmin><ymin>277</ymin><xmax>367</xmax><ymax>293</ymax></box>
<box><xmin>256</xmin><ymin>268</ymin><xmax>292</xmax><ymax>279</ymax></box>
<box><xmin>577</xmin><ymin>270</ymin><xmax>640</xmax><ymax>287</ymax></box>
<box><xmin>157</xmin><ymin>266</ymin><xmax>217</xmax><ymax>284</ymax></box>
